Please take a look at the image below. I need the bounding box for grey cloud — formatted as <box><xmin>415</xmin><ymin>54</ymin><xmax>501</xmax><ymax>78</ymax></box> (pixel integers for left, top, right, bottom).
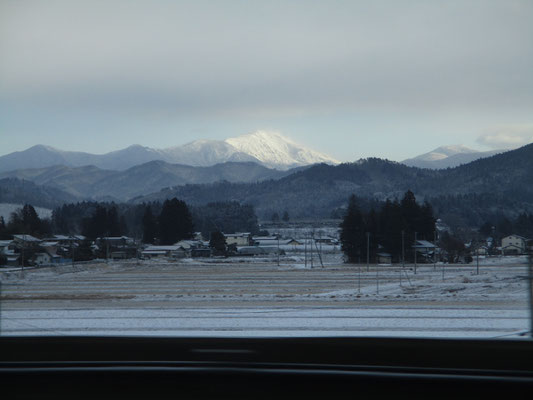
<box><xmin>1</xmin><ymin>0</ymin><xmax>532</xmax><ymax>118</ymax></box>
<box><xmin>476</xmin><ymin>125</ymin><xmax>533</xmax><ymax>149</ymax></box>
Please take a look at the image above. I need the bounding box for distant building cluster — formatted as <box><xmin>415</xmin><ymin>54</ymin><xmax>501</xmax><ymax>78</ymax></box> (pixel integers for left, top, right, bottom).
<box><xmin>0</xmin><ymin>230</ymin><xmax>341</xmax><ymax>267</ymax></box>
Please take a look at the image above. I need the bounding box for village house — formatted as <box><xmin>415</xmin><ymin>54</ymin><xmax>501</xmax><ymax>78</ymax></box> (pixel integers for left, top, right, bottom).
<box><xmin>33</xmin><ymin>252</ymin><xmax>53</xmax><ymax>265</ymax></box>
<box><xmin>0</xmin><ymin>240</ymin><xmax>12</xmax><ymax>255</ymax></box>
<box><xmin>141</xmin><ymin>245</ymin><xmax>187</xmax><ymax>259</ymax></box>
<box><xmin>236</xmin><ymin>246</ymin><xmax>283</xmax><ymax>257</ymax></box>
<box><xmin>412</xmin><ymin>240</ymin><xmax>438</xmax><ymax>263</ymax></box>
<box><xmin>501</xmin><ymin>234</ymin><xmax>528</xmax><ymax>255</ymax></box>
<box><xmin>377</xmin><ymin>252</ymin><xmax>392</xmax><ymax>264</ymax></box>
<box><xmin>224</xmin><ymin>233</ymin><xmax>252</xmax><ymax>247</ymax></box>
<box><xmin>12</xmin><ymin>234</ymin><xmax>41</xmax><ymax>248</ymax></box>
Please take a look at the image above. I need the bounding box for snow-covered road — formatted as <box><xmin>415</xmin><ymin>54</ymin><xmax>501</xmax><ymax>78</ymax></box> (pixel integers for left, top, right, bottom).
<box><xmin>2</xmin><ymin>306</ymin><xmax>528</xmax><ymax>338</ymax></box>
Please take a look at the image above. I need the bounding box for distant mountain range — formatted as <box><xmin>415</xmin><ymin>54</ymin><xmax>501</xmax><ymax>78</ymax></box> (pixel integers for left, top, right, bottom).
<box><xmin>0</xmin><ymin>161</ymin><xmax>300</xmax><ymax>201</ymax></box>
<box><xmin>0</xmin><ymin>131</ymin><xmax>339</xmax><ymax>173</ymax></box>
<box><xmin>1</xmin><ymin>143</ymin><xmax>531</xmax><ymax>228</ymax></box>
<box><xmin>131</xmin><ymin>143</ymin><xmax>533</xmax><ymax>224</ymax></box>
<box><xmin>1</xmin><ymin>129</ymin><xmax>531</xmax><ymax>228</ymax></box>
<box><xmin>401</xmin><ymin>145</ymin><xmax>505</xmax><ymax>169</ymax></box>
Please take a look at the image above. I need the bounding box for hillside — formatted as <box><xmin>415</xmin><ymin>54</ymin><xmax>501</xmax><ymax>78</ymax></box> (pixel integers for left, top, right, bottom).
<box><xmin>0</xmin><ymin>161</ymin><xmax>295</xmax><ymax>200</ymax></box>
<box><xmin>0</xmin><ymin>178</ymin><xmax>78</xmax><ymax>209</ymax></box>
<box><xmin>132</xmin><ymin>144</ymin><xmax>533</xmax><ymax>222</ymax></box>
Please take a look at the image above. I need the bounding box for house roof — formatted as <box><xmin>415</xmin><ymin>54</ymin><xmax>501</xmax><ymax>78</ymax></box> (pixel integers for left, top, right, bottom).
<box><xmin>174</xmin><ymin>240</ymin><xmax>203</xmax><ymax>249</ymax></box>
<box><xmin>13</xmin><ymin>234</ymin><xmax>41</xmax><ymax>242</ymax></box>
<box><xmin>413</xmin><ymin>240</ymin><xmax>436</xmax><ymax>249</ymax></box>
<box><xmin>53</xmin><ymin>235</ymin><xmax>72</xmax><ymax>240</ymax></box>
<box><xmin>144</xmin><ymin>245</ymin><xmax>184</xmax><ymax>252</ymax></box>
<box><xmin>503</xmin><ymin>234</ymin><xmax>527</xmax><ymax>240</ymax></box>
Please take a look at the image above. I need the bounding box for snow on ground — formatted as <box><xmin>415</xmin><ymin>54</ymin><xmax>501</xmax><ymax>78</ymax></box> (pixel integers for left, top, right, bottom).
<box><xmin>0</xmin><ymin>256</ymin><xmax>531</xmax><ymax>338</ymax></box>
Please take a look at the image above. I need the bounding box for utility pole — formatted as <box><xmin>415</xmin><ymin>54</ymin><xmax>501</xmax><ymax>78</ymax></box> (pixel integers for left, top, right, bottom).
<box><xmin>366</xmin><ymin>232</ymin><xmax>370</xmax><ymax>272</ymax></box>
<box><xmin>358</xmin><ymin>263</ymin><xmax>361</xmax><ymax>294</ymax></box>
<box><xmin>401</xmin><ymin>230</ymin><xmax>405</xmax><ymax>285</ymax></box>
<box><xmin>304</xmin><ymin>233</ymin><xmax>307</xmax><ymax>268</ymax></box>
<box><xmin>21</xmin><ymin>234</ymin><xmax>25</xmax><ymax>272</ymax></box>
<box><xmin>376</xmin><ymin>256</ymin><xmax>379</xmax><ymax>294</ymax></box>
<box><xmin>433</xmin><ymin>230</ymin><xmax>437</xmax><ymax>270</ymax></box>
<box><xmin>277</xmin><ymin>233</ymin><xmax>280</xmax><ymax>267</ymax></box>
<box><xmin>401</xmin><ymin>230</ymin><xmax>405</xmax><ymax>269</ymax></box>
<box><xmin>310</xmin><ymin>231</ymin><xmax>313</xmax><ymax>268</ymax></box>
<box><xmin>476</xmin><ymin>243</ymin><xmax>480</xmax><ymax>275</ymax></box>
<box><xmin>414</xmin><ymin>232</ymin><xmax>417</xmax><ymax>275</ymax></box>
<box><xmin>314</xmin><ymin>240</ymin><xmax>324</xmax><ymax>268</ymax></box>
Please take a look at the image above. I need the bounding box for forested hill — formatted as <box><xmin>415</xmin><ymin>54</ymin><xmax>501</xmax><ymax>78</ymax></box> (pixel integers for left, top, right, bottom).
<box><xmin>0</xmin><ymin>178</ymin><xmax>78</xmax><ymax>209</ymax></box>
<box><xmin>132</xmin><ymin>143</ymin><xmax>533</xmax><ymax>222</ymax></box>
<box><xmin>0</xmin><ymin>161</ymin><xmax>296</xmax><ymax>200</ymax></box>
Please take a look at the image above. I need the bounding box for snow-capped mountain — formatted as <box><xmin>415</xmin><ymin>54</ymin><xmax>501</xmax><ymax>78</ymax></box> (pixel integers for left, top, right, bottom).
<box><xmin>225</xmin><ymin>131</ymin><xmax>339</xmax><ymax>169</ymax></box>
<box><xmin>402</xmin><ymin>145</ymin><xmax>504</xmax><ymax>169</ymax></box>
<box><xmin>0</xmin><ymin>131</ymin><xmax>339</xmax><ymax>172</ymax></box>
<box><xmin>161</xmin><ymin>140</ymin><xmax>260</xmax><ymax>167</ymax></box>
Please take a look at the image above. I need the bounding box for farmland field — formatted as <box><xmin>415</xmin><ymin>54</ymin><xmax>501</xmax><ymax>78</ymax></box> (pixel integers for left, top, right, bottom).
<box><xmin>0</xmin><ymin>256</ymin><xmax>530</xmax><ymax>338</ymax></box>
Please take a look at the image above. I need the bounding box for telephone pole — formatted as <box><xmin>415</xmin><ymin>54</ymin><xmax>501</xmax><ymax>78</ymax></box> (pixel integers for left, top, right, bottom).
<box><xmin>366</xmin><ymin>232</ymin><xmax>370</xmax><ymax>272</ymax></box>
<box><xmin>433</xmin><ymin>230</ymin><xmax>437</xmax><ymax>270</ymax></box>
<box><xmin>414</xmin><ymin>232</ymin><xmax>417</xmax><ymax>275</ymax></box>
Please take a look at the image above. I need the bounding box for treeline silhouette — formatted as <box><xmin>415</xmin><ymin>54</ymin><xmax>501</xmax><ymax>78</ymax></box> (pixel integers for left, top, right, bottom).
<box><xmin>340</xmin><ymin>191</ymin><xmax>436</xmax><ymax>263</ymax></box>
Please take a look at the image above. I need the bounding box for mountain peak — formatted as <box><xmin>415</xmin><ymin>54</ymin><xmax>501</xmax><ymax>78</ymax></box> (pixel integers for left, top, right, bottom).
<box><xmin>225</xmin><ymin>130</ymin><xmax>339</xmax><ymax>169</ymax></box>
<box><xmin>411</xmin><ymin>145</ymin><xmax>477</xmax><ymax>162</ymax></box>
<box><xmin>402</xmin><ymin>144</ymin><xmax>504</xmax><ymax>169</ymax></box>
<box><xmin>0</xmin><ymin>130</ymin><xmax>340</xmax><ymax>172</ymax></box>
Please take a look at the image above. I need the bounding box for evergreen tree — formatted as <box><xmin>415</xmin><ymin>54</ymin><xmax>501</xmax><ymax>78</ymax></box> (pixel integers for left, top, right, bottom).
<box><xmin>363</xmin><ymin>208</ymin><xmax>379</xmax><ymax>262</ymax></box>
<box><xmin>282</xmin><ymin>211</ymin><xmax>290</xmax><ymax>222</ymax></box>
<box><xmin>271</xmin><ymin>212</ymin><xmax>280</xmax><ymax>222</ymax></box>
<box><xmin>440</xmin><ymin>231</ymin><xmax>466</xmax><ymax>263</ymax></box>
<box><xmin>142</xmin><ymin>206</ymin><xmax>158</xmax><ymax>244</ymax></box>
<box><xmin>8</xmin><ymin>204</ymin><xmax>43</xmax><ymax>236</ymax></box>
<box><xmin>106</xmin><ymin>206</ymin><xmax>122</xmax><ymax>236</ymax></box>
<box><xmin>82</xmin><ymin>205</ymin><xmax>108</xmax><ymax>239</ymax></box>
<box><xmin>340</xmin><ymin>195</ymin><xmax>365</xmax><ymax>263</ymax></box>
<box><xmin>209</xmin><ymin>231</ymin><xmax>227</xmax><ymax>256</ymax></box>
<box><xmin>158</xmin><ymin>198</ymin><xmax>194</xmax><ymax>245</ymax></box>
<box><xmin>418</xmin><ymin>201</ymin><xmax>436</xmax><ymax>240</ymax></box>
<box><xmin>379</xmin><ymin>199</ymin><xmax>404</xmax><ymax>261</ymax></box>
<box><xmin>0</xmin><ymin>216</ymin><xmax>8</xmax><ymax>239</ymax></box>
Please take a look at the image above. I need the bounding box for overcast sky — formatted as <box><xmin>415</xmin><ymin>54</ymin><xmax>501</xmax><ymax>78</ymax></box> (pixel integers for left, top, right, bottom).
<box><xmin>1</xmin><ymin>0</ymin><xmax>532</xmax><ymax>161</ymax></box>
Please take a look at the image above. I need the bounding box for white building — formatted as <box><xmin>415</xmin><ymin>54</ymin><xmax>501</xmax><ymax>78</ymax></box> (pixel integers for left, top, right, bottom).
<box><xmin>501</xmin><ymin>235</ymin><xmax>528</xmax><ymax>255</ymax></box>
<box><xmin>224</xmin><ymin>233</ymin><xmax>252</xmax><ymax>247</ymax></box>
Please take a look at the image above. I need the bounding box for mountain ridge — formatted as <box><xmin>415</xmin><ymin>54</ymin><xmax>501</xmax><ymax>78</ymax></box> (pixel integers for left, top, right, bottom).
<box><xmin>0</xmin><ymin>160</ymin><xmax>299</xmax><ymax>201</ymax></box>
<box><xmin>131</xmin><ymin>143</ymin><xmax>533</xmax><ymax>224</ymax></box>
<box><xmin>402</xmin><ymin>145</ymin><xmax>505</xmax><ymax>169</ymax></box>
<box><xmin>0</xmin><ymin>131</ymin><xmax>339</xmax><ymax>172</ymax></box>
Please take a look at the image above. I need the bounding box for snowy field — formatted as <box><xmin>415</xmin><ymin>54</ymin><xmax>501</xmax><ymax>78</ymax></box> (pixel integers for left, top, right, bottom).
<box><xmin>0</xmin><ymin>255</ymin><xmax>530</xmax><ymax>338</ymax></box>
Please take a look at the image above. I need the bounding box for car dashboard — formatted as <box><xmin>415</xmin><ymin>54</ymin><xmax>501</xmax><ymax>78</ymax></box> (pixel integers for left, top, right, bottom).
<box><xmin>1</xmin><ymin>336</ymin><xmax>533</xmax><ymax>399</ymax></box>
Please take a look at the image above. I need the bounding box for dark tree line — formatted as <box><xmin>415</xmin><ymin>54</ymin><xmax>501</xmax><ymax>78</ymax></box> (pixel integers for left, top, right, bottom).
<box><xmin>479</xmin><ymin>212</ymin><xmax>533</xmax><ymax>240</ymax></box>
<box><xmin>191</xmin><ymin>202</ymin><xmax>259</xmax><ymax>240</ymax></box>
<box><xmin>48</xmin><ymin>199</ymin><xmax>259</xmax><ymax>244</ymax></box>
<box><xmin>340</xmin><ymin>191</ymin><xmax>436</xmax><ymax>263</ymax></box>
<box><xmin>142</xmin><ymin>198</ymin><xmax>194</xmax><ymax>245</ymax></box>
<box><xmin>0</xmin><ymin>204</ymin><xmax>52</xmax><ymax>239</ymax></box>
<box><xmin>81</xmin><ymin>204</ymin><xmax>129</xmax><ymax>239</ymax></box>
